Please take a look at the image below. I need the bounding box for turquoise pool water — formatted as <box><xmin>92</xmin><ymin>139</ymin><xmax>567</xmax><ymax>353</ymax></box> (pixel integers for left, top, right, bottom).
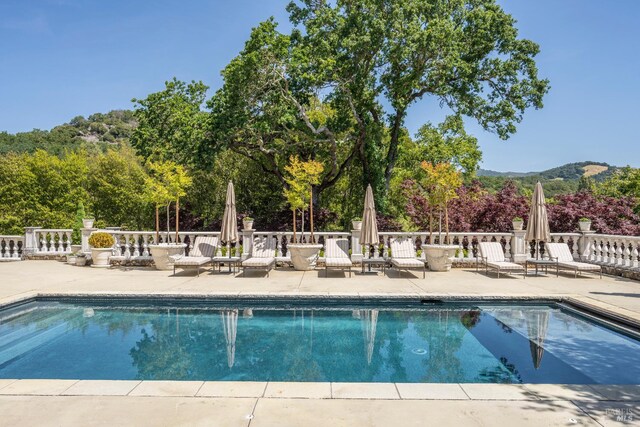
<box><xmin>1</xmin><ymin>298</ymin><xmax>639</xmax><ymax>383</ymax></box>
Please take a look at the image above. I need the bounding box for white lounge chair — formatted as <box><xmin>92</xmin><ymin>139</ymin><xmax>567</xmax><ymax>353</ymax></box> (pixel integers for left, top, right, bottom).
<box><xmin>477</xmin><ymin>241</ymin><xmax>525</xmax><ymax>278</ymax></box>
<box><xmin>324</xmin><ymin>237</ymin><xmax>352</xmax><ymax>277</ymax></box>
<box><xmin>242</xmin><ymin>235</ymin><xmax>276</xmax><ymax>277</ymax></box>
<box><xmin>546</xmin><ymin>242</ymin><xmax>602</xmax><ymax>278</ymax></box>
<box><xmin>390</xmin><ymin>237</ymin><xmax>425</xmax><ymax>278</ymax></box>
<box><xmin>172</xmin><ymin>235</ymin><xmax>218</xmax><ymax>276</ymax></box>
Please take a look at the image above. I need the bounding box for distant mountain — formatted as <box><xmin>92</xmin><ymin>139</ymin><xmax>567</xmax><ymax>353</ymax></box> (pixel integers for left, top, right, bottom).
<box><xmin>0</xmin><ymin>110</ymin><xmax>136</xmax><ymax>155</ymax></box>
<box><xmin>478</xmin><ymin>161</ymin><xmax>617</xmax><ymax>181</ymax></box>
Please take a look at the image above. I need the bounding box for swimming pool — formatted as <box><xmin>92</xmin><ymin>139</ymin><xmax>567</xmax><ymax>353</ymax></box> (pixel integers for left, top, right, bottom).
<box><xmin>1</xmin><ymin>297</ymin><xmax>639</xmax><ymax>384</ymax></box>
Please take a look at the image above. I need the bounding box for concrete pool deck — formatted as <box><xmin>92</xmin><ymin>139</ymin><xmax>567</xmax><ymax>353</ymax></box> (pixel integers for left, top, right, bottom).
<box><xmin>1</xmin><ymin>261</ymin><xmax>639</xmax><ymax>426</ymax></box>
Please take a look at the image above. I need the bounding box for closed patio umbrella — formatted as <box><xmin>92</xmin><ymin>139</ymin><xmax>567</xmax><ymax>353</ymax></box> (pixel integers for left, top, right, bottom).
<box><xmin>220</xmin><ymin>309</ymin><xmax>238</xmax><ymax>368</ymax></box>
<box><xmin>361</xmin><ymin>309</ymin><xmax>378</xmax><ymax>365</ymax></box>
<box><xmin>361</xmin><ymin>184</ymin><xmax>379</xmax><ymax>258</ymax></box>
<box><xmin>525</xmin><ymin>181</ymin><xmax>551</xmax><ymax>259</ymax></box>
<box><xmin>525</xmin><ymin>310</ymin><xmax>549</xmax><ymax>369</ymax></box>
<box><xmin>220</xmin><ymin>181</ymin><xmax>238</xmax><ymax>256</ymax></box>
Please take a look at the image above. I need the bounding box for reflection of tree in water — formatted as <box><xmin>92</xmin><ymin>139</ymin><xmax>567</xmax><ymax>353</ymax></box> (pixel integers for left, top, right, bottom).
<box><xmin>413</xmin><ymin>310</ymin><xmax>473</xmax><ymax>382</ymax></box>
<box><xmin>384</xmin><ymin>311</ymin><xmax>409</xmax><ymax>382</ymax></box>
<box><xmin>477</xmin><ymin>357</ymin><xmax>522</xmax><ymax>383</ymax></box>
<box><xmin>129</xmin><ymin>309</ymin><xmax>228</xmax><ymax>381</ymax></box>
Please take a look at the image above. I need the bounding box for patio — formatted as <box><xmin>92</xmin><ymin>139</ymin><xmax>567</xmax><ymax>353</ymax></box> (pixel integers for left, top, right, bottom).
<box><xmin>0</xmin><ymin>261</ymin><xmax>639</xmax><ymax>426</ymax></box>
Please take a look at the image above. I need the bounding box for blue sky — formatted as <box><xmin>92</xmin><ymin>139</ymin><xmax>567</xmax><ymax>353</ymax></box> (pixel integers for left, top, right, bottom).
<box><xmin>1</xmin><ymin>0</ymin><xmax>638</xmax><ymax>171</ymax></box>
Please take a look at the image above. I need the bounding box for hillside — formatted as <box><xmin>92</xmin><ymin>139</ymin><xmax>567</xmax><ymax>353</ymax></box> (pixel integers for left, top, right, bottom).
<box><xmin>0</xmin><ymin>110</ymin><xmax>136</xmax><ymax>155</ymax></box>
<box><xmin>477</xmin><ymin>162</ymin><xmax>620</xmax><ymax>196</ymax></box>
<box><xmin>479</xmin><ymin>161</ymin><xmax>617</xmax><ymax>181</ymax></box>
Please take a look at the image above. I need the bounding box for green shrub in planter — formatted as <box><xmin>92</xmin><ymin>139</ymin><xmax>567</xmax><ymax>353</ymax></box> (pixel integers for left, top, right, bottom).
<box><xmin>88</xmin><ymin>232</ymin><xmax>115</xmax><ymax>248</ymax></box>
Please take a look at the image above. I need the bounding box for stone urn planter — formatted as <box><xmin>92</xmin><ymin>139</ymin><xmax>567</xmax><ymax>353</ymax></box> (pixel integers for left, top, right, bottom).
<box><xmin>70</xmin><ymin>244</ymin><xmax>82</xmax><ymax>254</ymax></box>
<box><xmin>512</xmin><ymin>218</ymin><xmax>524</xmax><ymax>231</ymax></box>
<box><xmin>149</xmin><ymin>243</ymin><xmax>187</xmax><ymax>270</ymax></box>
<box><xmin>352</xmin><ymin>220</ymin><xmax>362</xmax><ymax>230</ymax></box>
<box><xmin>75</xmin><ymin>254</ymin><xmax>87</xmax><ymax>266</ymax></box>
<box><xmin>90</xmin><ymin>248</ymin><xmax>113</xmax><ymax>268</ymax></box>
<box><xmin>288</xmin><ymin>243</ymin><xmax>323</xmax><ymax>271</ymax></box>
<box><xmin>243</xmin><ymin>218</ymin><xmax>254</xmax><ymax>230</ymax></box>
<box><xmin>82</xmin><ymin>218</ymin><xmax>95</xmax><ymax>228</ymax></box>
<box><xmin>578</xmin><ymin>219</ymin><xmax>592</xmax><ymax>232</ymax></box>
<box><xmin>423</xmin><ymin>244</ymin><xmax>459</xmax><ymax>272</ymax></box>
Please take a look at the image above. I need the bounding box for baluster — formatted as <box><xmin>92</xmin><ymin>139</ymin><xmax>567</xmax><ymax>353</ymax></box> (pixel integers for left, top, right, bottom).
<box><xmin>604</xmin><ymin>240</ymin><xmax>613</xmax><ymax>266</ymax></box>
<box><xmin>121</xmin><ymin>233</ymin><xmax>130</xmax><ymax>258</ymax></box>
<box><xmin>622</xmin><ymin>240</ymin><xmax>631</xmax><ymax>268</ymax></box>
<box><xmin>632</xmin><ymin>243</ymin><xmax>639</xmax><ymax>269</ymax></box>
<box><xmin>45</xmin><ymin>232</ymin><xmax>52</xmax><ymax>253</ymax></box>
<box><xmin>142</xmin><ymin>235</ymin><xmax>150</xmax><ymax>257</ymax></box>
<box><xmin>503</xmin><ymin>235</ymin><xmax>512</xmax><ymax>260</ymax></box>
<box><xmin>131</xmin><ymin>233</ymin><xmax>140</xmax><ymax>257</ymax></box>
<box><xmin>617</xmin><ymin>240</ymin><xmax>623</xmax><ymax>267</ymax></box>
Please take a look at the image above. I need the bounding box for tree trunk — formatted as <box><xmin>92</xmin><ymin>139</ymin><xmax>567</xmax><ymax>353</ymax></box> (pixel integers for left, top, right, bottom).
<box><xmin>444</xmin><ymin>206</ymin><xmax>450</xmax><ymax>245</ymax></box>
<box><xmin>292</xmin><ymin>209</ymin><xmax>297</xmax><ymax>242</ymax></box>
<box><xmin>175</xmin><ymin>198</ymin><xmax>180</xmax><ymax>243</ymax></box>
<box><xmin>384</xmin><ymin>109</ymin><xmax>407</xmax><ymax>191</ymax></box>
<box><xmin>166</xmin><ymin>204</ymin><xmax>170</xmax><ymax>242</ymax></box>
<box><xmin>155</xmin><ymin>205</ymin><xmax>160</xmax><ymax>243</ymax></box>
<box><xmin>309</xmin><ymin>188</ymin><xmax>314</xmax><ymax>243</ymax></box>
<box><xmin>428</xmin><ymin>211</ymin><xmax>433</xmax><ymax>244</ymax></box>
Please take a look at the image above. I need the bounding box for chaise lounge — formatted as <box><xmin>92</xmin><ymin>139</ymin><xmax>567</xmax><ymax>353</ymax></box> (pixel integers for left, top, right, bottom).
<box><xmin>389</xmin><ymin>236</ymin><xmax>425</xmax><ymax>278</ymax></box>
<box><xmin>545</xmin><ymin>242</ymin><xmax>602</xmax><ymax>278</ymax></box>
<box><xmin>324</xmin><ymin>237</ymin><xmax>352</xmax><ymax>277</ymax></box>
<box><xmin>172</xmin><ymin>235</ymin><xmax>218</xmax><ymax>276</ymax></box>
<box><xmin>242</xmin><ymin>235</ymin><xmax>276</xmax><ymax>277</ymax></box>
<box><xmin>477</xmin><ymin>241</ymin><xmax>525</xmax><ymax>278</ymax></box>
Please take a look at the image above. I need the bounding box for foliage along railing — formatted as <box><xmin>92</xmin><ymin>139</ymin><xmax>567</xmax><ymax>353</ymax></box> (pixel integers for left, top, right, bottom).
<box><xmin>0</xmin><ymin>235</ymin><xmax>24</xmax><ymax>259</ymax></box>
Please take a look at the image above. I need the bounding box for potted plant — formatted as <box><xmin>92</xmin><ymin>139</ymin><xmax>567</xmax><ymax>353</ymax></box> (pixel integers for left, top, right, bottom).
<box><xmin>578</xmin><ymin>217</ymin><xmax>592</xmax><ymax>232</ymax></box>
<box><xmin>144</xmin><ymin>161</ymin><xmax>191</xmax><ymax>270</ymax></box>
<box><xmin>75</xmin><ymin>252</ymin><xmax>87</xmax><ymax>266</ymax></box>
<box><xmin>512</xmin><ymin>217</ymin><xmax>524</xmax><ymax>231</ymax></box>
<box><xmin>88</xmin><ymin>231</ymin><xmax>114</xmax><ymax>268</ymax></box>
<box><xmin>66</xmin><ymin>252</ymin><xmax>77</xmax><ymax>265</ymax></box>
<box><xmin>243</xmin><ymin>216</ymin><xmax>254</xmax><ymax>230</ymax></box>
<box><xmin>418</xmin><ymin>162</ymin><xmax>462</xmax><ymax>272</ymax></box>
<box><xmin>284</xmin><ymin>156</ymin><xmax>324</xmax><ymax>270</ymax></box>
<box><xmin>352</xmin><ymin>217</ymin><xmax>362</xmax><ymax>230</ymax></box>
<box><xmin>82</xmin><ymin>216</ymin><xmax>95</xmax><ymax>229</ymax></box>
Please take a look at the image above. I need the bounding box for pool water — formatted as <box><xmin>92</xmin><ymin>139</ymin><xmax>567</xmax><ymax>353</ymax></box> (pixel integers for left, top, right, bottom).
<box><xmin>1</xmin><ymin>298</ymin><xmax>639</xmax><ymax>384</ymax></box>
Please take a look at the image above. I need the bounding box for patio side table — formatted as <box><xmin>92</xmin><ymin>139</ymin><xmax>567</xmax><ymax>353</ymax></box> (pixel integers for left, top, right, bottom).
<box><xmin>211</xmin><ymin>256</ymin><xmax>242</xmax><ymax>274</ymax></box>
<box><xmin>361</xmin><ymin>258</ymin><xmax>389</xmax><ymax>274</ymax></box>
<box><xmin>526</xmin><ymin>259</ymin><xmax>558</xmax><ymax>277</ymax></box>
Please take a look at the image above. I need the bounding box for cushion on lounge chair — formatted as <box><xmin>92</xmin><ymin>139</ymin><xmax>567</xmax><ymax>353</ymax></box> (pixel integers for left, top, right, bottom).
<box><xmin>324</xmin><ymin>238</ymin><xmax>352</xmax><ymax>268</ymax></box>
<box><xmin>325</xmin><ymin>257</ymin><xmax>353</xmax><ymax>267</ymax></box>
<box><xmin>391</xmin><ymin>258</ymin><xmax>424</xmax><ymax>268</ymax></box>
<box><xmin>545</xmin><ymin>243</ymin><xmax>575</xmax><ymax>263</ymax></box>
<box><xmin>251</xmin><ymin>235</ymin><xmax>277</xmax><ymax>258</ymax></box>
<box><xmin>325</xmin><ymin>238</ymin><xmax>350</xmax><ymax>259</ymax></box>
<box><xmin>390</xmin><ymin>237</ymin><xmax>416</xmax><ymax>258</ymax></box>
<box><xmin>557</xmin><ymin>260</ymin><xmax>601</xmax><ymax>271</ymax></box>
<box><xmin>242</xmin><ymin>257</ymin><xmax>275</xmax><ymax>267</ymax></box>
<box><xmin>174</xmin><ymin>256</ymin><xmax>212</xmax><ymax>267</ymax></box>
<box><xmin>190</xmin><ymin>235</ymin><xmax>219</xmax><ymax>258</ymax></box>
<box><xmin>479</xmin><ymin>242</ymin><xmax>507</xmax><ymax>262</ymax></box>
<box><xmin>486</xmin><ymin>261</ymin><xmax>524</xmax><ymax>271</ymax></box>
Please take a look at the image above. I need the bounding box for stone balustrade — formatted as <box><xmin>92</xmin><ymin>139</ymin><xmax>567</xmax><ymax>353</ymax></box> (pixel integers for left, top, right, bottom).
<box><xmin>12</xmin><ymin>225</ymin><xmax>640</xmax><ymax>277</ymax></box>
<box><xmin>582</xmin><ymin>234</ymin><xmax>640</xmax><ymax>272</ymax></box>
<box><xmin>31</xmin><ymin>229</ymin><xmax>73</xmax><ymax>255</ymax></box>
<box><xmin>0</xmin><ymin>235</ymin><xmax>24</xmax><ymax>260</ymax></box>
